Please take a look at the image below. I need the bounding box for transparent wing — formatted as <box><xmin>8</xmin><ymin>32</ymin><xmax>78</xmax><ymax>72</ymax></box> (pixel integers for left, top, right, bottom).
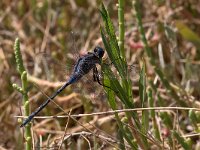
<box><xmin>127</xmin><ymin>64</ymin><xmax>140</xmax><ymax>82</ymax></box>
<box><xmin>100</xmin><ymin>57</ymin><xmax>140</xmax><ymax>83</ymax></box>
<box><xmin>31</xmin><ymin>49</ymin><xmax>105</xmax><ymax>100</ymax></box>
<box><xmin>32</xmin><ymin>52</ymin><xmax>74</xmax><ymax>82</ymax></box>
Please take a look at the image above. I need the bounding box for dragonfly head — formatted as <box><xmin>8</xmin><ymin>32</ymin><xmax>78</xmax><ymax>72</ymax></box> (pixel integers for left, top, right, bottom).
<box><xmin>94</xmin><ymin>46</ymin><xmax>104</xmax><ymax>58</ymax></box>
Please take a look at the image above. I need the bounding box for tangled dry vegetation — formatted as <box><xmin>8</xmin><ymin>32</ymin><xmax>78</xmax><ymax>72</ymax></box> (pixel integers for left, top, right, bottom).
<box><xmin>0</xmin><ymin>0</ymin><xmax>200</xmax><ymax>149</ymax></box>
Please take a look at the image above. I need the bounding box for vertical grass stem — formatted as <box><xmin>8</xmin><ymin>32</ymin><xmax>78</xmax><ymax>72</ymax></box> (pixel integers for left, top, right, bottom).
<box><xmin>13</xmin><ymin>38</ymin><xmax>32</xmax><ymax>150</ymax></box>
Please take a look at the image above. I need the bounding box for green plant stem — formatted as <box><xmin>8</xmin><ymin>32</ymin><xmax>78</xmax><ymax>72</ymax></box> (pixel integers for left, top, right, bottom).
<box><xmin>132</xmin><ymin>0</ymin><xmax>187</xmax><ymax>107</ymax></box>
<box><xmin>21</xmin><ymin>71</ymin><xmax>31</xmax><ymax>150</ymax></box>
<box><xmin>148</xmin><ymin>89</ymin><xmax>161</xmax><ymax>141</ymax></box>
<box><xmin>14</xmin><ymin>38</ymin><xmax>32</xmax><ymax>150</ymax></box>
<box><xmin>173</xmin><ymin>131</ymin><xmax>190</xmax><ymax>150</ymax></box>
<box><xmin>101</xmin><ymin>3</ymin><xmax>150</xmax><ymax>149</ymax></box>
<box><xmin>118</xmin><ymin>0</ymin><xmax>125</xmax><ymax>58</ymax></box>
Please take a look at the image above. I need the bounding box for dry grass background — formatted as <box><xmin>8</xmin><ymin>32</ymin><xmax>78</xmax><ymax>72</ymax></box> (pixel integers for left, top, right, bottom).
<box><xmin>0</xmin><ymin>0</ymin><xmax>200</xmax><ymax>149</ymax></box>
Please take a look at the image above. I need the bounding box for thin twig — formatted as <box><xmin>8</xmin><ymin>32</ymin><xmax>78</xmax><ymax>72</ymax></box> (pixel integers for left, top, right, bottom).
<box><xmin>58</xmin><ymin>110</ymin><xmax>72</xmax><ymax>150</ymax></box>
<box><xmin>15</xmin><ymin>107</ymin><xmax>200</xmax><ymax>119</ymax></box>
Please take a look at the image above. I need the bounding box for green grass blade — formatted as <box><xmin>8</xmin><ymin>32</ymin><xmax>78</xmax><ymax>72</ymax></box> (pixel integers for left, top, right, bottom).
<box><xmin>148</xmin><ymin>89</ymin><xmax>161</xmax><ymax>141</ymax></box>
<box><xmin>100</xmin><ymin>4</ymin><xmax>127</xmax><ymax>78</ymax></box>
<box><xmin>173</xmin><ymin>131</ymin><xmax>191</xmax><ymax>150</ymax></box>
<box><xmin>139</xmin><ymin>64</ymin><xmax>149</xmax><ymax>137</ymax></box>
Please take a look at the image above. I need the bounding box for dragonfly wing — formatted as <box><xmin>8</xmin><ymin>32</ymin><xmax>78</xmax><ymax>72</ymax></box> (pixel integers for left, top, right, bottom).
<box><xmin>33</xmin><ymin>52</ymin><xmax>77</xmax><ymax>81</ymax></box>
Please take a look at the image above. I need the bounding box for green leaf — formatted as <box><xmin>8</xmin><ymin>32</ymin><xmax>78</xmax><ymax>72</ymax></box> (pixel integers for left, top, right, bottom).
<box><xmin>100</xmin><ymin>4</ymin><xmax>127</xmax><ymax>78</ymax></box>
<box><xmin>139</xmin><ymin>63</ymin><xmax>149</xmax><ymax>135</ymax></box>
<box><xmin>139</xmin><ymin>63</ymin><xmax>146</xmax><ymax>107</ymax></box>
<box><xmin>175</xmin><ymin>21</ymin><xmax>200</xmax><ymax>51</ymax></box>
<box><xmin>173</xmin><ymin>131</ymin><xmax>191</xmax><ymax>150</ymax></box>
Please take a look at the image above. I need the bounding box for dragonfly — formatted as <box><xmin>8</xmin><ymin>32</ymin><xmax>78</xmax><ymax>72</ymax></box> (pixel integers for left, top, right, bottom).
<box><xmin>20</xmin><ymin>46</ymin><xmax>112</xmax><ymax>127</ymax></box>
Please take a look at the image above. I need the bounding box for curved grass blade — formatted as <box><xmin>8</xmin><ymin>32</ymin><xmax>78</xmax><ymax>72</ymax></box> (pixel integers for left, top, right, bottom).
<box><xmin>139</xmin><ymin>63</ymin><xmax>149</xmax><ymax>136</ymax></box>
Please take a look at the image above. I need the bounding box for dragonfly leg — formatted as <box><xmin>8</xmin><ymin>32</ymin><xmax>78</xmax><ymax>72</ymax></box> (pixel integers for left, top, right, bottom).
<box><xmin>93</xmin><ymin>67</ymin><xmax>118</xmax><ymax>93</ymax></box>
<box><xmin>93</xmin><ymin>67</ymin><xmax>97</xmax><ymax>82</ymax></box>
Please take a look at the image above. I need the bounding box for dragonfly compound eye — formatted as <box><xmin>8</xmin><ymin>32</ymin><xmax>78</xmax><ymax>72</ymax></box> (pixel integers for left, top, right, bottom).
<box><xmin>94</xmin><ymin>46</ymin><xmax>104</xmax><ymax>58</ymax></box>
